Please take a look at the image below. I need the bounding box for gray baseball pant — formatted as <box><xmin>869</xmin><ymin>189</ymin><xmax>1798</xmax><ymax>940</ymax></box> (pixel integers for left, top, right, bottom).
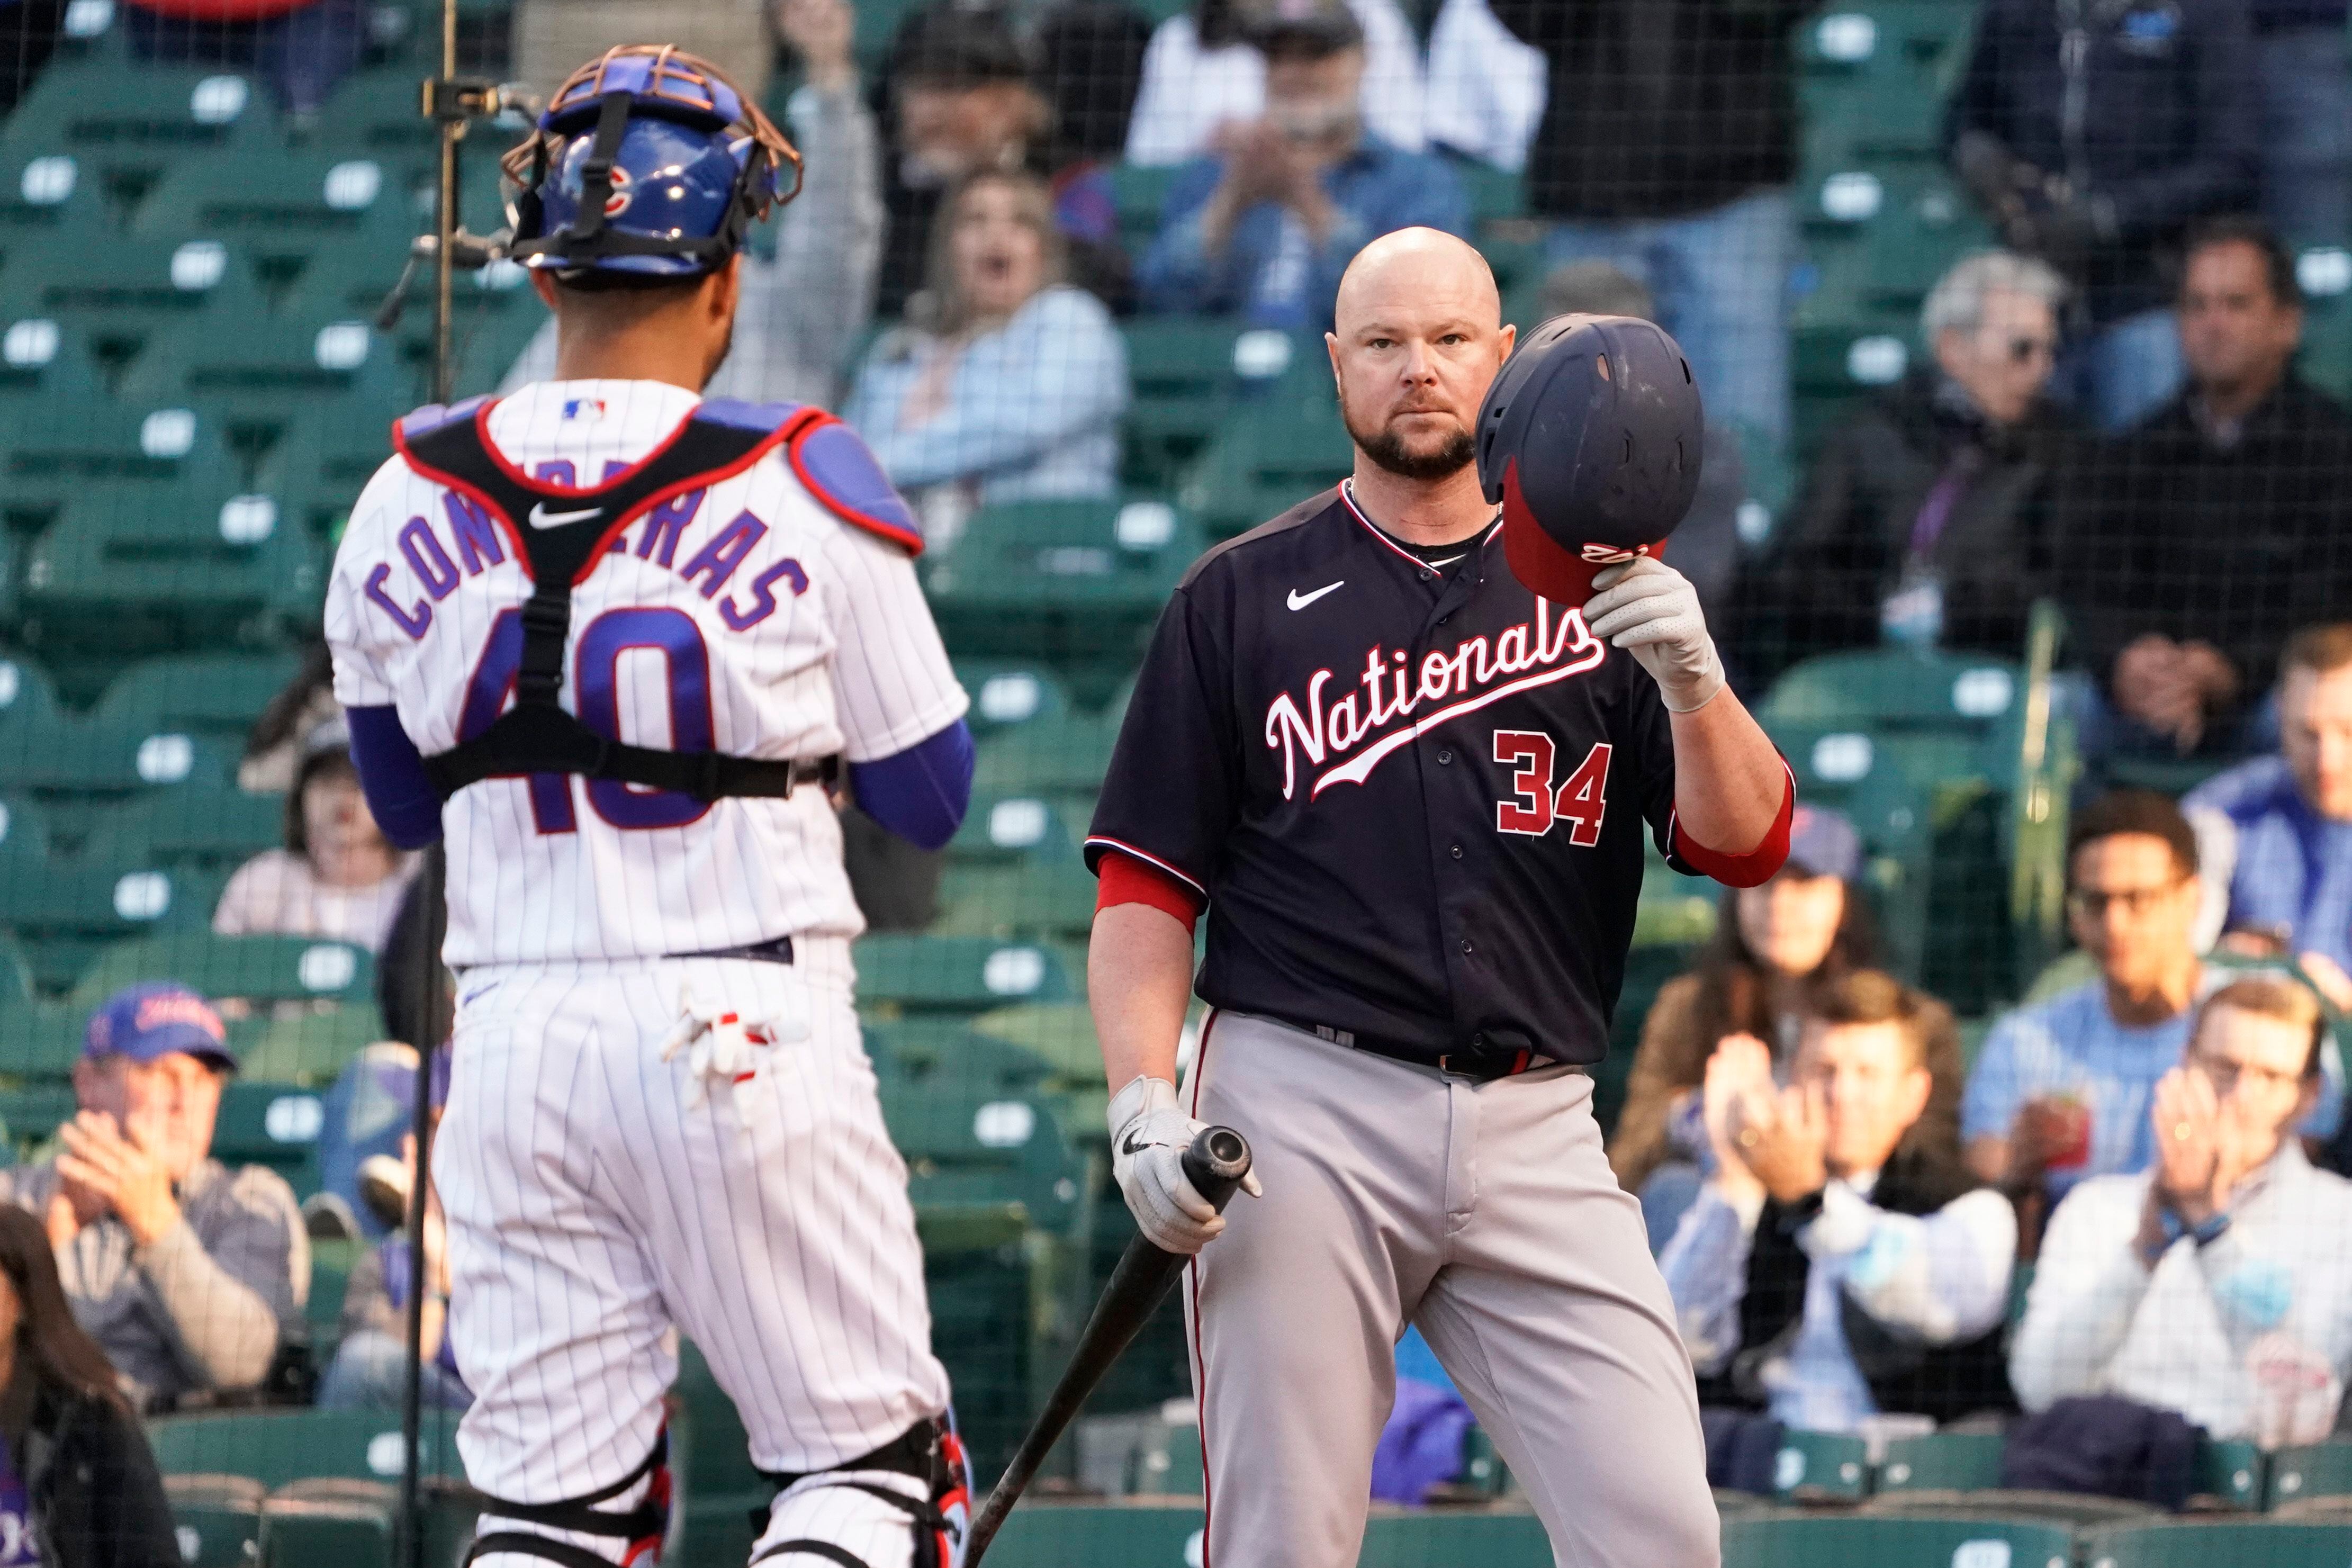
<box><xmin>1179</xmin><ymin>1010</ymin><xmax>1720</xmax><ymax>1568</ymax></box>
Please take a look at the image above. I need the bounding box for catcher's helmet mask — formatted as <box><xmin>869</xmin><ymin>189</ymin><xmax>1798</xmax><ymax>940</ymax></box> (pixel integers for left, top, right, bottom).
<box><xmin>503</xmin><ymin>45</ymin><xmax>804</xmax><ymax>286</ymax></box>
<box><xmin>1475</xmin><ymin>313</ymin><xmax>1705</xmax><ymax>604</ymax></box>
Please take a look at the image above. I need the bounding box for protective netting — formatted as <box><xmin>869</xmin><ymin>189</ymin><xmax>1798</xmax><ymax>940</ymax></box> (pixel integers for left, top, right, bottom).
<box><xmin>0</xmin><ymin>3</ymin><xmax>2349</xmax><ymax>1566</ymax></box>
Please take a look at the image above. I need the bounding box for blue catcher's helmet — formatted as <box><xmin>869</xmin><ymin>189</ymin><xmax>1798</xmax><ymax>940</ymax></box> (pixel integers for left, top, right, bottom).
<box><xmin>1475</xmin><ymin>313</ymin><xmax>1704</xmax><ymax>604</ymax></box>
<box><xmin>504</xmin><ymin>46</ymin><xmax>801</xmax><ymax>282</ymax></box>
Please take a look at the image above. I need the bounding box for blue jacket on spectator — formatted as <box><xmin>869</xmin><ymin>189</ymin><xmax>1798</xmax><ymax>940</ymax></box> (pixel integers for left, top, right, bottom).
<box><xmin>1947</xmin><ymin>0</ymin><xmax>2257</xmax><ymax>323</ymax></box>
<box><xmin>843</xmin><ymin>284</ymin><xmax>1130</xmax><ymax>508</ymax></box>
<box><xmin>2186</xmin><ymin>755</ymin><xmax>2352</xmax><ymax>976</ymax></box>
<box><xmin>1138</xmin><ymin>138</ymin><xmax>1470</xmax><ymax>329</ymax></box>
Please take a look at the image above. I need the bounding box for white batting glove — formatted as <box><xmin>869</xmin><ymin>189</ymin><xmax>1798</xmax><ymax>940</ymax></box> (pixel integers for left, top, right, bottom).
<box><xmin>660</xmin><ymin>985</ymin><xmax>809</xmax><ymax>1121</ymax></box>
<box><xmin>1107</xmin><ymin>1075</ymin><xmax>1260</xmax><ymax>1255</ymax></box>
<box><xmin>1583</xmin><ymin>555</ymin><xmax>1726</xmax><ymax>713</ymax></box>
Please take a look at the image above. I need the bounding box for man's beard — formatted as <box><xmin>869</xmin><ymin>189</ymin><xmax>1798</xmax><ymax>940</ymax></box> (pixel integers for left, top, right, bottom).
<box><xmin>1345</xmin><ymin>405</ymin><xmax>1476</xmax><ymax>481</ymax></box>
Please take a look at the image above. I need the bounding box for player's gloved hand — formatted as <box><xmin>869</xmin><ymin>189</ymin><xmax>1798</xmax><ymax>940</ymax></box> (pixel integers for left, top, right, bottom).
<box><xmin>1583</xmin><ymin>556</ymin><xmax>1725</xmax><ymax>714</ymax></box>
<box><xmin>660</xmin><ymin>986</ymin><xmax>809</xmax><ymax>1121</ymax></box>
<box><xmin>1107</xmin><ymin>1074</ymin><xmax>1260</xmax><ymax>1255</ymax></box>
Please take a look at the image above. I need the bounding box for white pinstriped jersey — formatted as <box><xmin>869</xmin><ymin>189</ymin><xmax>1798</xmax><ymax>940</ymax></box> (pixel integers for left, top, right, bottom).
<box><xmin>325</xmin><ymin>379</ymin><xmax>967</xmax><ymax>969</ymax></box>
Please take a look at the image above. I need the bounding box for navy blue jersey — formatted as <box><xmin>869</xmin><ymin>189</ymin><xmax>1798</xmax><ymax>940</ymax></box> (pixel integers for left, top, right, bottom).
<box><xmin>1087</xmin><ymin>484</ymin><xmax>1703</xmax><ymax>1067</ymax></box>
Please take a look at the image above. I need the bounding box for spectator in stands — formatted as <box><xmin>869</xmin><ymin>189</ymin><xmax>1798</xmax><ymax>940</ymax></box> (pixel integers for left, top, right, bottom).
<box><xmin>844</xmin><ymin>168</ymin><xmax>1129</xmax><ymax>546</ymax></box>
<box><xmin>1425</xmin><ymin>0</ymin><xmax>1547</xmax><ymax>174</ymax></box>
<box><xmin>1967</xmin><ymin>793</ymin><xmax>2214</xmax><ymax>1209</ymax></box>
<box><xmin>319</xmin><ymin>1051</ymin><xmax>466</xmax><ymax>1412</ymax></box>
<box><xmin>2186</xmin><ymin>624</ymin><xmax>2352</xmax><ymax>1003</ymax></box>
<box><xmin>2252</xmin><ymin>3</ymin><xmax>2351</xmax><ymax>248</ymax></box>
<box><xmin>2012</xmin><ymin>975</ymin><xmax>2352</xmax><ymax>1446</ymax></box>
<box><xmin>0</xmin><ymin>1203</ymin><xmax>179</xmax><ymax>1566</ymax></box>
<box><xmin>239</xmin><ymin>642</ymin><xmax>337</xmax><ymax>794</ymax></box>
<box><xmin>1661</xmin><ymin>970</ymin><xmax>2017</xmax><ymax>1433</ymax></box>
<box><xmin>1612</xmin><ymin>806</ymin><xmax>1967</xmax><ymax>1249</ymax></box>
<box><xmin>2054</xmin><ymin>219</ymin><xmax>2352</xmax><ymax>769</ymax></box>
<box><xmin>1489</xmin><ymin>0</ymin><xmax>1808</xmax><ymax>450</ymax></box>
<box><xmin>877</xmin><ymin>3</ymin><xmax>1129</xmax><ymax>319</ymax></box>
<box><xmin>1732</xmin><ymin>251</ymin><xmax>2072</xmax><ymax>684</ymax></box>
<box><xmin>510</xmin><ymin>0</ymin><xmax>769</xmax><ymax>105</ymax></box>
<box><xmin>1035</xmin><ymin>1</ymin><xmax>1154</xmax><ymax>179</ymax></box>
<box><xmin>1538</xmin><ymin>260</ymin><xmax>1747</xmax><ymax>628</ymax></box>
<box><xmin>0</xmin><ymin>985</ymin><xmax>304</xmax><ymax>1412</ymax></box>
<box><xmin>1949</xmin><ymin>0</ymin><xmax>2257</xmax><ymax>432</ymax></box>
<box><xmin>1138</xmin><ymin>3</ymin><xmax>1468</xmax><ymax>328</ymax></box>
<box><xmin>122</xmin><ymin>0</ymin><xmax>370</xmax><ymax>121</ymax></box>
<box><xmin>213</xmin><ymin>716</ymin><xmax>416</xmax><ymax>953</ymax></box>
<box><xmin>1123</xmin><ymin>0</ymin><xmax>1428</xmax><ymax>167</ymax></box>
<box><xmin>501</xmin><ymin>0</ymin><xmax>884</xmax><ymax>411</ymax></box>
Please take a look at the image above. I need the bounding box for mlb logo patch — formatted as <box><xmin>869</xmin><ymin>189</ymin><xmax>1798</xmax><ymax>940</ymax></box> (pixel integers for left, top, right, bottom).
<box><xmin>562</xmin><ymin>398</ymin><xmax>607</xmax><ymax>421</ymax></box>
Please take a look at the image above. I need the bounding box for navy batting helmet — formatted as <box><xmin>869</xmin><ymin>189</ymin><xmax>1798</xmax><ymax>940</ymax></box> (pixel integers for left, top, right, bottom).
<box><xmin>1475</xmin><ymin>314</ymin><xmax>1704</xmax><ymax>603</ymax></box>
<box><xmin>503</xmin><ymin>46</ymin><xmax>801</xmax><ymax>283</ymax></box>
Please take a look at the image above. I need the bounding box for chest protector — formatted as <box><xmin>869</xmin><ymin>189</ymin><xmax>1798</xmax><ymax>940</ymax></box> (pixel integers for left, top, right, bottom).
<box><xmin>393</xmin><ymin>394</ymin><xmax>918</xmax><ymax>803</ymax></box>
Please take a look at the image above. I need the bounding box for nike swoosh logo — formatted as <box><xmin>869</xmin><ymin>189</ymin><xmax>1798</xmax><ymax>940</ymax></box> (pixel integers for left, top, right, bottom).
<box><xmin>527</xmin><ymin>502</ymin><xmax>603</xmax><ymax>530</ymax></box>
<box><xmin>1120</xmin><ymin>1131</ymin><xmax>1151</xmax><ymax>1157</ymax></box>
<box><xmin>1287</xmin><ymin>580</ymin><xmax>1344</xmax><ymax>611</ymax></box>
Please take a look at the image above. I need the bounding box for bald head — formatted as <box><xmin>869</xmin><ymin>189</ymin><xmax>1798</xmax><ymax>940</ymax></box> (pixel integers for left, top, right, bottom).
<box><xmin>1327</xmin><ymin>228</ymin><xmax>1512</xmax><ymax>484</ymax></box>
<box><xmin>1335</xmin><ymin>228</ymin><xmax>1501</xmax><ymax>340</ymax></box>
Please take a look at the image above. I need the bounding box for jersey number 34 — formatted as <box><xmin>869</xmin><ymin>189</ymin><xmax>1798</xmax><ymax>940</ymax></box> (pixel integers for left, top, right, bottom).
<box><xmin>1491</xmin><ymin>732</ymin><xmax>1610</xmax><ymax>845</ymax></box>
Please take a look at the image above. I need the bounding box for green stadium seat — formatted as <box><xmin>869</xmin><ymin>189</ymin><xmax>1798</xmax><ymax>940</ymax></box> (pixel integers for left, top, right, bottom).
<box><xmin>119</xmin><ymin>312</ymin><xmax>409</xmax><ymax>444</ymax></box>
<box><xmin>963</xmin><ymin>999</ymin><xmax>1105</xmax><ymax>1088</ymax></box>
<box><xmin>93</xmin><ymin>652</ymin><xmax>303</xmax><ymax>754</ymax></box>
<box><xmin>233</xmin><ymin>1001</ymin><xmax>389</xmax><ymax>1086</ymax></box>
<box><xmin>952</xmin><ymin>659</ymin><xmax>1075</xmax><ymax>739</ymax></box>
<box><xmin>1796</xmin><ymin>4</ymin><xmax>1983</xmax><ymax>168</ymax></box>
<box><xmin>922</xmin><ymin>497</ymin><xmax>1206</xmax><ymax>671</ymax></box>
<box><xmin>1452</xmin><ymin>158</ymin><xmax>1527</xmax><ymax>226</ymax></box>
<box><xmin>18</xmin><ymin>485</ymin><xmax>325</xmax><ymax>652</ymax></box>
<box><xmin>1772</xmin><ymin>1427</ymin><xmax>1873</xmax><ymax>1502</ymax></box>
<box><xmin>260</xmin><ymin>1478</ymin><xmax>396</xmax><ymax>1568</ymax></box>
<box><xmin>305</xmin><ymin>1233</ymin><xmax>356</xmax><ymax>1350</ymax></box>
<box><xmin>0</xmin><ymin>395</ymin><xmax>242</xmax><ymax>521</ymax></box>
<box><xmin>0</xmin><ymin>147</ymin><xmax>118</xmax><ymax>239</ymax></box>
<box><xmin>0</xmin><ymin>59</ymin><xmax>275</xmax><ymax>171</ymax></box>
<box><xmin>948</xmin><ymin>794</ymin><xmax>1081</xmax><ymax>866</ymax></box>
<box><xmin>934</xmin><ymin>858</ymin><xmax>1102</xmax><ymax>942</ymax></box>
<box><xmin>970</xmin><ymin>709</ymin><xmax>1118</xmax><ymax>803</ymax></box>
<box><xmin>1109</xmin><ymin>163</ymin><xmax>1179</xmax><ymax>251</ymax></box>
<box><xmin>1862</xmin><ymin>1488</ymin><xmax>2162</xmax><ymax>1528</ymax></box>
<box><xmin>1359</xmin><ymin>1510</ymin><xmax>1552</xmax><ymax>1564</ymax></box>
<box><xmin>67</xmin><ymin>932</ymin><xmax>375</xmax><ymax>1011</ymax></box>
<box><xmin>863</xmin><ymin>1016</ymin><xmax>1056</xmax><ymax>1097</ymax></box>
<box><xmin>2083</xmin><ymin>1519</ymin><xmax>2352</xmax><ymax>1568</ymax></box>
<box><xmin>310</xmin><ymin>67</ymin><xmax>440</xmax><ymax>153</ymax></box>
<box><xmin>1760</xmin><ymin>717</ymin><xmax>1936</xmax><ymax>979</ymax></box>
<box><xmin>1724</xmin><ymin>1512</ymin><xmax>2073</xmax><ymax>1568</ymax></box>
<box><xmin>0</xmin><ymin>232</ymin><xmax>272</xmax><ymax>359</ymax></box>
<box><xmin>880</xmin><ymin>1086</ymin><xmax>1084</xmax><ymax>1234</ymax></box>
<box><xmin>0</xmin><ymin>857</ymin><xmax>229</xmax><ymax>994</ymax></box>
<box><xmin>854</xmin><ymin>934</ymin><xmax>1075</xmax><ymax>1013</ymax></box>
<box><xmin>130</xmin><ymin>149</ymin><xmax>422</xmax><ymax>260</ymax></box>
<box><xmin>1761</xmin><ymin>648</ymin><xmax>2027</xmax><ymax>806</ymax></box>
<box><xmin>164</xmin><ymin>1473</ymin><xmax>268</xmax><ymax>1568</ymax></box>
<box><xmin>1872</xmin><ymin>1430</ymin><xmax>2006</xmax><ymax>1495</ymax></box>
<box><xmin>2268</xmin><ymin>1441</ymin><xmax>2352</xmax><ymax>1510</ymax></box>
<box><xmin>146</xmin><ymin>1407</ymin><xmax>467</xmax><ymax>1488</ymax></box>
<box><xmin>2198</xmin><ymin>1438</ymin><xmax>2268</xmax><ymax>1510</ymax></box>
<box><xmin>86</xmin><ymin>780</ymin><xmax>284</xmax><ymax>875</ymax></box>
<box><xmin>1119</xmin><ymin>316</ymin><xmax>1245</xmax><ymax>487</ymax></box>
<box><xmin>0</xmin><ymin>999</ymin><xmax>92</xmax><ymax>1079</ymax></box>
<box><xmin>211</xmin><ymin>1078</ymin><xmax>329</xmax><ymax>1193</ymax></box>
<box><xmin>1179</xmin><ymin>379</ymin><xmax>1353</xmax><ymax>537</ymax></box>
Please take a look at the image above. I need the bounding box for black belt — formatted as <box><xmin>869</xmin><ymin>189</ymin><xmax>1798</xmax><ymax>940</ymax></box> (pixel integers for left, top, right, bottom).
<box><xmin>671</xmin><ymin>935</ymin><xmax>796</xmax><ymax>965</ymax></box>
<box><xmin>1281</xmin><ymin>1017</ymin><xmax>1560</xmax><ymax>1084</ymax></box>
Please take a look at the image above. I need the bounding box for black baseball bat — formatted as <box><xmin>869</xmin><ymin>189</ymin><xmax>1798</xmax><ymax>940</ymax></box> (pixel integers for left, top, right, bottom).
<box><xmin>962</xmin><ymin>1125</ymin><xmax>1253</xmax><ymax>1564</ymax></box>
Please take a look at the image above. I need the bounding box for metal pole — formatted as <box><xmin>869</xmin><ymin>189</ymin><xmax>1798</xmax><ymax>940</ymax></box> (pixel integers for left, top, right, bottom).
<box><xmin>399</xmin><ymin>4</ymin><xmax>463</xmax><ymax>1561</ymax></box>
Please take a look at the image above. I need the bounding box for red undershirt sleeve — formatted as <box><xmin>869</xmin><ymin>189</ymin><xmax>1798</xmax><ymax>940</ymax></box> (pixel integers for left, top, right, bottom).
<box><xmin>1670</xmin><ymin>760</ymin><xmax>1795</xmax><ymax>889</ymax></box>
<box><xmin>1095</xmin><ymin>847</ymin><xmax>1207</xmax><ymax>934</ymax></box>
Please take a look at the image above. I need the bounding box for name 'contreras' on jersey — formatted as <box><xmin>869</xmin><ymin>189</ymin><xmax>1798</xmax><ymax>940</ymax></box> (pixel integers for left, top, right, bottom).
<box><xmin>324</xmin><ymin>379</ymin><xmax>968</xmax><ymax>969</ymax></box>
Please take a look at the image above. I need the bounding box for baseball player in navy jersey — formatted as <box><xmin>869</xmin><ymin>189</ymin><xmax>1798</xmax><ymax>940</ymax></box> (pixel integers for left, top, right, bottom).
<box><xmin>1084</xmin><ymin>228</ymin><xmax>1797</xmax><ymax>1566</ymax></box>
<box><xmin>324</xmin><ymin>49</ymin><xmax>974</xmax><ymax>1568</ymax></box>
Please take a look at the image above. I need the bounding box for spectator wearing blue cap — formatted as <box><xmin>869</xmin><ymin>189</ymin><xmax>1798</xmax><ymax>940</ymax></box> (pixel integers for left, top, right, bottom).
<box><xmin>0</xmin><ymin>984</ymin><xmax>304</xmax><ymax>1411</ymax></box>
<box><xmin>1612</xmin><ymin>805</ymin><xmax>1968</xmax><ymax>1251</ymax></box>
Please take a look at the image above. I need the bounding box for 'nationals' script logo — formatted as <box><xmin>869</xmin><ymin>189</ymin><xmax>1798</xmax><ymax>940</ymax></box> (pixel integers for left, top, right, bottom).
<box><xmin>1266</xmin><ymin>598</ymin><xmax>1607</xmax><ymax>800</ymax></box>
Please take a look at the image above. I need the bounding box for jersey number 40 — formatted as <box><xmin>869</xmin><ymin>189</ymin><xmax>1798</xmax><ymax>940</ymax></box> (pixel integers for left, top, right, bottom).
<box><xmin>1491</xmin><ymin>732</ymin><xmax>1611</xmax><ymax>845</ymax></box>
<box><xmin>460</xmin><ymin>605</ymin><xmax>716</xmax><ymax>834</ymax></box>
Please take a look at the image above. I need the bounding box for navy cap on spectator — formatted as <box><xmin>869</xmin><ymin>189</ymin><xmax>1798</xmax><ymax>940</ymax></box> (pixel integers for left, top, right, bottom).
<box><xmin>1786</xmin><ymin>804</ymin><xmax>1862</xmax><ymax>882</ymax></box>
<box><xmin>84</xmin><ymin>983</ymin><xmax>236</xmax><ymax>1075</ymax></box>
<box><xmin>889</xmin><ymin>4</ymin><xmax>1032</xmax><ymax>87</ymax></box>
<box><xmin>1245</xmin><ymin>0</ymin><xmax>1365</xmax><ymax>58</ymax></box>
